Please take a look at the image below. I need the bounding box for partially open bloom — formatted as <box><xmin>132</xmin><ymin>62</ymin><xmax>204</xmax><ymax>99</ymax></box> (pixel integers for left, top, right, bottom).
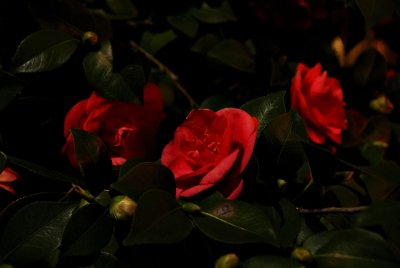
<box><xmin>0</xmin><ymin>167</ymin><xmax>18</xmax><ymax>195</ymax></box>
<box><xmin>63</xmin><ymin>83</ymin><xmax>165</xmax><ymax>166</ymax></box>
<box><xmin>290</xmin><ymin>63</ymin><xmax>348</xmax><ymax>144</ymax></box>
<box><xmin>161</xmin><ymin>108</ymin><xmax>258</xmax><ymax>200</ymax></box>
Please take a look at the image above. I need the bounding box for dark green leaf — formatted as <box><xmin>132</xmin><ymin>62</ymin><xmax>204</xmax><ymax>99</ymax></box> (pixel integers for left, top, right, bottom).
<box><xmin>0</xmin><ymin>151</ymin><xmax>6</xmax><ymax>173</ymax></box>
<box><xmin>83</xmin><ymin>42</ymin><xmax>142</xmax><ymax>104</ymax></box>
<box><xmin>303</xmin><ymin>228</ymin><xmax>400</xmax><ymax>268</ymax></box>
<box><xmin>353</xmin><ymin>200</ymin><xmax>400</xmax><ymax>247</ymax></box>
<box><xmin>191</xmin><ymin>34</ymin><xmax>221</xmax><ymax>55</ymax></box>
<box><xmin>7</xmin><ymin>155</ymin><xmax>84</xmax><ymax>185</ymax></box>
<box><xmin>275</xmin><ymin>199</ymin><xmax>302</xmax><ymax>248</ymax></box>
<box><xmin>243</xmin><ymin>255</ymin><xmax>305</xmax><ymax>268</ymax></box>
<box><xmin>61</xmin><ymin>204</ymin><xmax>113</xmax><ymax>257</ymax></box>
<box><xmin>0</xmin><ymin>201</ymin><xmax>77</xmax><ymax>265</ymax></box>
<box><xmin>193</xmin><ymin>197</ymin><xmax>278</xmax><ymax>246</ymax></box>
<box><xmin>353</xmin><ymin>49</ymin><xmax>386</xmax><ymax>89</ymax></box>
<box><xmin>95</xmin><ymin>253</ymin><xmax>124</xmax><ymax>268</ymax></box>
<box><xmin>140</xmin><ymin>30</ymin><xmax>178</xmax><ymax>55</ymax></box>
<box><xmin>117</xmin><ymin>158</ymin><xmax>145</xmax><ymax>178</ymax></box>
<box><xmin>207</xmin><ymin>39</ymin><xmax>255</xmax><ymax>72</ymax></box>
<box><xmin>189</xmin><ymin>1</ymin><xmax>236</xmax><ymax>24</ymax></box>
<box><xmin>123</xmin><ymin>189</ymin><xmax>192</xmax><ymax>245</ymax></box>
<box><xmin>355</xmin><ymin>0</ymin><xmax>395</xmax><ymax>29</ymax></box>
<box><xmin>0</xmin><ymin>70</ymin><xmax>24</xmax><ymax>112</ymax></box>
<box><xmin>241</xmin><ymin>91</ymin><xmax>286</xmax><ymax>137</ymax></box>
<box><xmin>106</xmin><ymin>0</ymin><xmax>138</xmax><ymax>19</ymax></box>
<box><xmin>71</xmin><ymin>128</ymin><xmax>113</xmax><ymax>195</ymax></box>
<box><xmin>111</xmin><ymin>162</ymin><xmax>176</xmax><ymax>200</ymax></box>
<box><xmin>167</xmin><ymin>12</ymin><xmax>199</xmax><ymax>38</ymax></box>
<box><xmin>200</xmin><ymin>94</ymin><xmax>234</xmax><ymax>111</ymax></box>
<box><xmin>361</xmin><ymin>142</ymin><xmax>385</xmax><ymax>165</ymax></box>
<box><xmin>12</xmin><ymin>30</ymin><xmax>79</xmax><ymax>73</ymax></box>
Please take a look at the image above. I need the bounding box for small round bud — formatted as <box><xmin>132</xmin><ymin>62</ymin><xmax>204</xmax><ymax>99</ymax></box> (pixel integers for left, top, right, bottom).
<box><xmin>277</xmin><ymin>178</ymin><xmax>287</xmax><ymax>190</ymax></box>
<box><xmin>182</xmin><ymin>202</ymin><xmax>201</xmax><ymax>213</ymax></box>
<box><xmin>290</xmin><ymin>247</ymin><xmax>313</xmax><ymax>263</ymax></box>
<box><xmin>215</xmin><ymin>253</ymin><xmax>240</xmax><ymax>268</ymax></box>
<box><xmin>109</xmin><ymin>195</ymin><xmax>137</xmax><ymax>220</ymax></box>
<box><xmin>82</xmin><ymin>31</ymin><xmax>99</xmax><ymax>46</ymax></box>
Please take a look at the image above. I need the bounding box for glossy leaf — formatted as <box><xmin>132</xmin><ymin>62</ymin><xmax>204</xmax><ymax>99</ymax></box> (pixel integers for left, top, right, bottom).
<box><xmin>0</xmin><ymin>201</ymin><xmax>77</xmax><ymax>266</ymax></box>
<box><xmin>207</xmin><ymin>39</ymin><xmax>255</xmax><ymax>72</ymax></box>
<box><xmin>192</xmin><ymin>195</ymin><xmax>278</xmax><ymax>246</ymax></box>
<box><xmin>191</xmin><ymin>33</ymin><xmax>221</xmax><ymax>55</ymax></box>
<box><xmin>353</xmin><ymin>49</ymin><xmax>386</xmax><ymax>89</ymax></box>
<box><xmin>200</xmin><ymin>94</ymin><xmax>234</xmax><ymax>111</ymax></box>
<box><xmin>123</xmin><ymin>189</ymin><xmax>192</xmax><ymax>245</ymax></box>
<box><xmin>12</xmin><ymin>30</ymin><xmax>79</xmax><ymax>73</ymax></box>
<box><xmin>111</xmin><ymin>162</ymin><xmax>176</xmax><ymax>200</ymax></box>
<box><xmin>61</xmin><ymin>203</ymin><xmax>113</xmax><ymax>257</ymax></box>
<box><xmin>0</xmin><ymin>70</ymin><xmax>24</xmax><ymax>112</ymax></box>
<box><xmin>243</xmin><ymin>255</ymin><xmax>305</xmax><ymax>268</ymax></box>
<box><xmin>71</xmin><ymin>128</ymin><xmax>113</xmax><ymax>195</ymax></box>
<box><xmin>140</xmin><ymin>30</ymin><xmax>177</xmax><ymax>55</ymax></box>
<box><xmin>167</xmin><ymin>12</ymin><xmax>199</xmax><ymax>38</ymax></box>
<box><xmin>106</xmin><ymin>0</ymin><xmax>138</xmax><ymax>19</ymax></box>
<box><xmin>241</xmin><ymin>91</ymin><xmax>286</xmax><ymax>137</ymax></box>
<box><xmin>7</xmin><ymin>154</ymin><xmax>84</xmax><ymax>185</ymax></box>
<box><xmin>189</xmin><ymin>1</ymin><xmax>236</xmax><ymax>24</ymax></box>
<box><xmin>303</xmin><ymin>228</ymin><xmax>400</xmax><ymax>268</ymax></box>
<box><xmin>275</xmin><ymin>199</ymin><xmax>303</xmax><ymax>248</ymax></box>
<box><xmin>355</xmin><ymin>0</ymin><xmax>395</xmax><ymax>29</ymax></box>
<box><xmin>83</xmin><ymin>42</ymin><xmax>143</xmax><ymax>104</ymax></box>
<box><xmin>353</xmin><ymin>200</ymin><xmax>400</xmax><ymax>247</ymax></box>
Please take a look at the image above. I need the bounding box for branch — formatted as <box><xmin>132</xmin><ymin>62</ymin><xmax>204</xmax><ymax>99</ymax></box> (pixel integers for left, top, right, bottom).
<box><xmin>129</xmin><ymin>41</ymin><xmax>199</xmax><ymax>108</ymax></box>
<box><xmin>296</xmin><ymin>206</ymin><xmax>368</xmax><ymax>214</ymax></box>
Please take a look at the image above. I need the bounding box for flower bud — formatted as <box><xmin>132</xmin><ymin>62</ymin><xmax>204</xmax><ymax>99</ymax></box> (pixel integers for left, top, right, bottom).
<box><xmin>182</xmin><ymin>202</ymin><xmax>201</xmax><ymax>213</ymax></box>
<box><xmin>290</xmin><ymin>247</ymin><xmax>313</xmax><ymax>263</ymax></box>
<box><xmin>109</xmin><ymin>195</ymin><xmax>137</xmax><ymax>220</ymax></box>
<box><xmin>215</xmin><ymin>253</ymin><xmax>239</xmax><ymax>268</ymax></box>
<box><xmin>82</xmin><ymin>31</ymin><xmax>99</xmax><ymax>46</ymax></box>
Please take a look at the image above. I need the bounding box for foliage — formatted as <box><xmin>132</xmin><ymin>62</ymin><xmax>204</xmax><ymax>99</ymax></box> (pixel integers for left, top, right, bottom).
<box><xmin>0</xmin><ymin>0</ymin><xmax>400</xmax><ymax>267</ymax></box>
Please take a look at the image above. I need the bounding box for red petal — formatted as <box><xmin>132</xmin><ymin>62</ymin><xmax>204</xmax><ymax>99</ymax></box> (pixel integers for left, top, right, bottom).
<box><xmin>63</xmin><ymin>99</ymin><xmax>88</xmax><ymax>137</ymax></box>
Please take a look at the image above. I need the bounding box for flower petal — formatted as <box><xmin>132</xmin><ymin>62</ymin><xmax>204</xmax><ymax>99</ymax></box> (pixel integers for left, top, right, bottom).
<box><xmin>200</xmin><ymin>149</ymin><xmax>240</xmax><ymax>185</ymax></box>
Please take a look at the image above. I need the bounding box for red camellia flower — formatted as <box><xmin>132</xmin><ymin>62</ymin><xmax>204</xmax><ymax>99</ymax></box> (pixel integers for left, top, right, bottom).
<box><xmin>63</xmin><ymin>83</ymin><xmax>165</xmax><ymax>166</ymax></box>
<box><xmin>291</xmin><ymin>63</ymin><xmax>348</xmax><ymax>144</ymax></box>
<box><xmin>0</xmin><ymin>167</ymin><xmax>18</xmax><ymax>194</ymax></box>
<box><xmin>161</xmin><ymin>108</ymin><xmax>258</xmax><ymax>200</ymax></box>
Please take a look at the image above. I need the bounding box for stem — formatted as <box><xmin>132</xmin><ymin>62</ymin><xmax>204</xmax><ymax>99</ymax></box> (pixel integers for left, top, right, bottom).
<box><xmin>296</xmin><ymin>206</ymin><xmax>368</xmax><ymax>214</ymax></box>
<box><xmin>129</xmin><ymin>41</ymin><xmax>199</xmax><ymax>108</ymax></box>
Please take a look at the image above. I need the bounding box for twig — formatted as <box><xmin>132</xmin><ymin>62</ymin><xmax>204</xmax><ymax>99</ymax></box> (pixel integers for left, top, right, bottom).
<box><xmin>129</xmin><ymin>41</ymin><xmax>199</xmax><ymax>108</ymax></box>
<box><xmin>297</xmin><ymin>206</ymin><xmax>368</xmax><ymax>214</ymax></box>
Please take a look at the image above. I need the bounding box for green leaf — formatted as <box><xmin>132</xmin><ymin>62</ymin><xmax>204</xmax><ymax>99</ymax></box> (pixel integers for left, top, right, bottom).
<box><xmin>123</xmin><ymin>189</ymin><xmax>192</xmax><ymax>245</ymax></box>
<box><xmin>83</xmin><ymin>42</ymin><xmax>143</xmax><ymax>104</ymax></box>
<box><xmin>200</xmin><ymin>94</ymin><xmax>234</xmax><ymax>111</ymax></box>
<box><xmin>207</xmin><ymin>39</ymin><xmax>255</xmax><ymax>72</ymax></box>
<box><xmin>189</xmin><ymin>1</ymin><xmax>236</xmax><ymax>24</ymax></box>
<box><xmin>140</xmin><ymin>30</ymin><xmax>178</xmax><ymax>55</ymax></box>
<box><xmin>12</xmin><ymin>30</ymin><xmax>79</xmax><ymax>73</ymax></box>
<box><xmin>243</xmin><ymin>255</ymin><xmax>305</xmax><ymax>268</ymax></box>
<box><xmin>275</xmin><ymin>199</ymin><xmax>303</xmax><ymax>248</ymax></box>
<box><xmin>61</xmin><ymin>204</ymin><xmax>113</xmax><ymax>257</ymax></box>
<box><xmin>353</xmin><ymin>49</ymin><xmax>386</xmax><ymax>89</ymax></box>
<box><xmin>303</xmin><ymin>228</ymin><xmax>400</xmax><ymax>268</ymax></box>
<box><xmin>7</xmin><ymin>155</ymin><xmax>84</xmax><ymax>185</ymax></box>
<box><xmin>117</xmin><ymin>158</ymin><xmax>145</xmax><ymax>178</ymax></box>
<box><xmin>241</xmin><ymin>91</ymin><xmax>286</xmax><ymax>137</ymax></box>
<box><xmin>167</xmin><ymin>12</ymin><xmax>199</xmax><ymax>38</ymax></box>
<box><xmin>105</xmin><ymin>0</ymin><xmax>138</xmax><ymax>19</ymax></box>
<box><xmin>0</xmin><ymin>201</ymin><xmax>77</xmax><ymax>266</ymax></box>
<box><xmin>353</xmin><ymin>200</ymin><xmax>400</xmax><ymax>247</ymax></box>
<box><xmin>355</xmin><ymin>0</ymin><xmax>395</xmax><ymax>29</ymax></box>
<box><xmin>191</xmin><ymin>33</ymin><xmax>222</xmax><ymax>55</ymax></box>
<box><xmin>111</xmin><ymin>162</ymin><xmax>176</xmax><ymax>200</ymax></box>
<box><xmin>361</xmin><ymin>142</ymin><xmax>385</xmax><ymax>165</ymax></box>
<box><xmin>94</xmin><ymin>253</ymin><xmax>124</xmax><ymax>268</ymax></box>
<box><xmin>70</xmin><ymin>128</ymin><xmax>113</xmax><ymax>195</ymax></box>
<box><xmin>0</xmin><ymin>70</ymin><xmax>24</xmax><ymax>112</ymax></box>
<box><xmin>192</xmin><ymin>196</ymin><xmax>278</xmax><ymax>246</ymax></box>
<box><xmin>0</xmin><ymin>151</ymin><xmax>6</xmax><ymax>173</ymax></box>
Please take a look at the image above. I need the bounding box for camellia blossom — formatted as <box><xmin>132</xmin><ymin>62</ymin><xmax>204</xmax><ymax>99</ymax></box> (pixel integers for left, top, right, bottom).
<box><xmin>290</xmin><ymin>63</ymin><xmax>348</xmax><ymax>144</ymax></box>
<box><xmin>63</xmin><ymin>83</ymin><xmax>165</xmax><ymax>166</ymax></box>
<box><xmin>161</xmin><ymin>108</ymin><xmax>258</xmax><ymax>200</ymax></box>
<box><xmin>0</xmin><ymin>167</ymin><xmax>18</xmax><ymax>195</ymax></box>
